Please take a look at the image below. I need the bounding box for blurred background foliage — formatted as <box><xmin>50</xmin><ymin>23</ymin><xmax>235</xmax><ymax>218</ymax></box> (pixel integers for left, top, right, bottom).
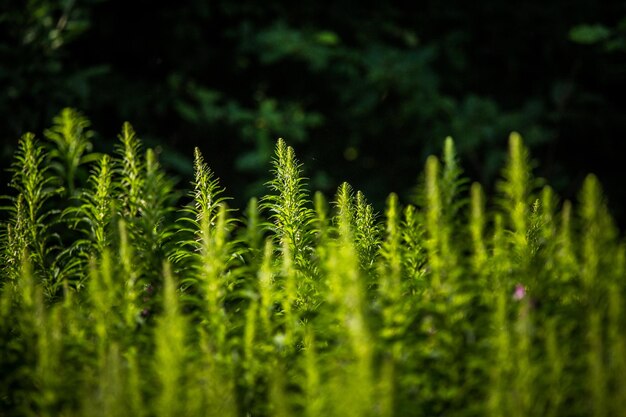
<box><xmin>1</xmin><ymin>0</ymin><xmax>626</xmax><ymax>224</ymax></box>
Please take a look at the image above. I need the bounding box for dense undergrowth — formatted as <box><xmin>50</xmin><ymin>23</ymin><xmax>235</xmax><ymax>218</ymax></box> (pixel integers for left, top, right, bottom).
<box><xmin>1</xmin><ymin>108</ymin><xmax>625</xmax><ymax>417</ymax></box>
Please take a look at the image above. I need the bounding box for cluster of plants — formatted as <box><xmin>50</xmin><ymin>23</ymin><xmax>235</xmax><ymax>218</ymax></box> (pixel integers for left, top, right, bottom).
<box><xmin>6</xmin><ymin>1</ymin><xmax>626</xmax><ymax>219</ymax></box>
<box><xmin>1</xmin><ymin>108</ymin><xmax>625</xmax><ymax>417</ymax></box>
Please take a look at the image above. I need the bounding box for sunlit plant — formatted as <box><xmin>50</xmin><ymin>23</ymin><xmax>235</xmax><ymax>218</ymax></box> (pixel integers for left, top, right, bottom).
<box><xmin>1</xmin><ymin>108</ymin><xmax>625</xmax><ymax>417</ymax></box>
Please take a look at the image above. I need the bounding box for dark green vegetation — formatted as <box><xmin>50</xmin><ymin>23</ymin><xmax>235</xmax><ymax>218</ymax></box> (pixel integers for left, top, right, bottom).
<box><xmin>1</xmin><ymin>109</ymin><xmax>625</xmax><ymax>416</ymax></box>
<box><xmin>2</xmin><ymin>1</ymin><xmax>626</xmax><ymax>224</ymax></box>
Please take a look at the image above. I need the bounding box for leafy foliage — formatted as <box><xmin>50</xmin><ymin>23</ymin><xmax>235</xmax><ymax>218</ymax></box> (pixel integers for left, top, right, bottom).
<box><xmin>43</xmin><ymin>107</ymin><xmax>96</xmax><ymax>197</ymax></box>
<box><xmin>1</xmin><ymin>109</ymin><xmax>626</xmax><ymax>417</ymax></box>
<box><xmin>6</xmin><ymin>0</ymin><xmax>626</xmax><ymax>227</ymax></box>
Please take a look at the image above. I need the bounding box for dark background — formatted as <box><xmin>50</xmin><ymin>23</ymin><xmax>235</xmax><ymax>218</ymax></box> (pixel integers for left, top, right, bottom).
<box><xmin>2</xmin><ymin>0</ymin><xmax>626</xmax><ymax>224</ymax></box>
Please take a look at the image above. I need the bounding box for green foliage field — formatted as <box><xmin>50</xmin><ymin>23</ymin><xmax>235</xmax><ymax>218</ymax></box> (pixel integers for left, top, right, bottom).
<box><xmin>1</xmin><ymin>109</ymin><xmax>625</xmax><ymax>417</ymax></box>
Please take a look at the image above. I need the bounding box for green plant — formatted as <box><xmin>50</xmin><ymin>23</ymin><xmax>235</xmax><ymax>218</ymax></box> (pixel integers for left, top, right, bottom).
<box><xmin>1</xmin><ymin>108</ymin><xmax>625</xmax><ymax>417</ymax></box>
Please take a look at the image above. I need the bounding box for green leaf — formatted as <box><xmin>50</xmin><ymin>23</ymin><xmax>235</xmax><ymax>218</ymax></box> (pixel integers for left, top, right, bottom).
<box><xmin>569</xmin><ymin>24</ymin><xmax>611</xmax><ymax>45</ymax></box>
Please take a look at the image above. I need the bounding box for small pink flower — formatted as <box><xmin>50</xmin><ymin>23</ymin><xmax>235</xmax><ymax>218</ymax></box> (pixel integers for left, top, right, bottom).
<box><xmin>513</xmin><ymin>284</ymin><xmax>526</xmax><ymax>301</ymax></box>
